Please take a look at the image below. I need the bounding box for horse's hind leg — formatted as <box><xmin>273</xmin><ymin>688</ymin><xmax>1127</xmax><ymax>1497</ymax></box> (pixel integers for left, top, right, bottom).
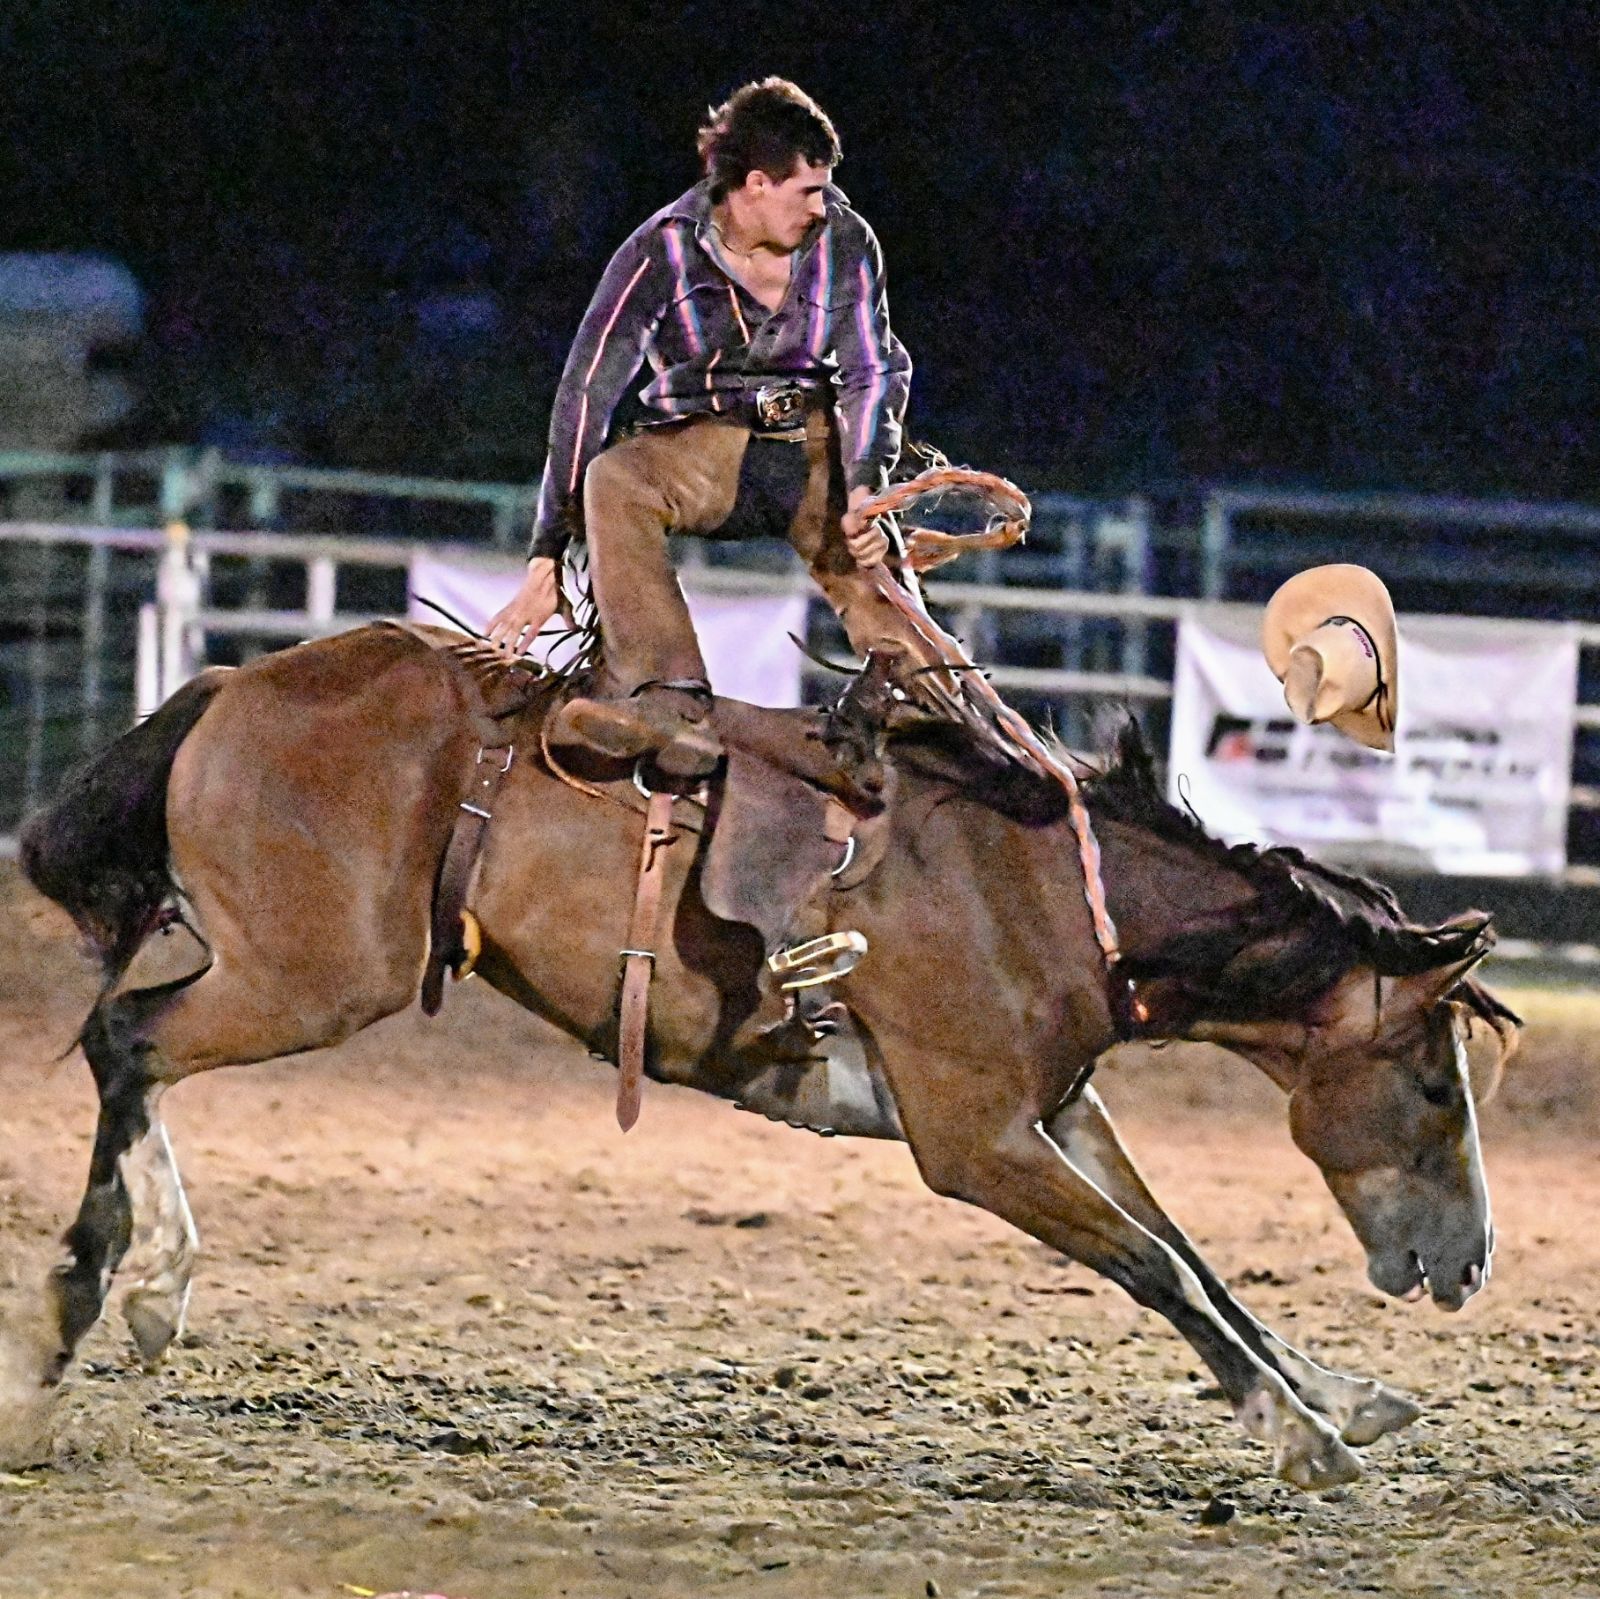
<box><xmin>44</xmin><ymin>975</ymin><xmax>206</xmax><ymax>1381</ymax></box>
<box><xmin>42</xmin><ymin>941</ymin><xmax>418</xmax><ymax>1391</ymax></box>
<box><xmin>0</xmin><ymin>981</ymin><xmax>188</xmax><ymax>1466</ymax></box>
<box><xmin>118</xmin><ymin>1106</ymin><xmax>199</xmax><ymax>1370</ymax></box>
<box><xmin>1046</xmin><ymin>1087</ymin><xmax>1420</xmax><ymax>1446</ymax></box>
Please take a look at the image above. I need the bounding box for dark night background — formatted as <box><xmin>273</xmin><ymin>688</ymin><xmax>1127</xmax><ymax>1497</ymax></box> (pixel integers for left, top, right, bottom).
<box><xmin>4</xmin><ymin>1</ymin><xmax>1597</xmax><ymax>501</ymax></box>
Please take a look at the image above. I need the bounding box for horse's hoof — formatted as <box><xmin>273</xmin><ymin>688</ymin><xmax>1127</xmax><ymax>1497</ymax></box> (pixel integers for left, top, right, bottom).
<box><xmin>124</xmin><ymin>1293</ymin><xmax>180</xmax><ymax>1372</ymax></box>
<box><xmin>1238</xmin><ymin>1385</ymin><xmax>1363</xmax><ymax>1492</ymax></box>
<box><xmin>1276</xmin><ymin>1416</ymin><xmax>1363</xmax><ymax>1491</ymax></box>
<box><xmin>0</xmin><ymin>1325</ymin><xmax>61</xmax><ymax>1470</ymax></box>
<box><xmin>1339</xmin><ymin>1385</ymin><xmax>1422</xmax><ymax>1446</ymax></box>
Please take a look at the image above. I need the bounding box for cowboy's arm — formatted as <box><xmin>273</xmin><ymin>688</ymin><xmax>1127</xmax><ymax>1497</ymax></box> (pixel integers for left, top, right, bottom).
<box><xmin>491</xmin><ymin>231</ymin><xmax>668</xmax><ymax>651</ymax></box>
<box><xmin>527</xmin><ymin>227</ymin><xmax>672</xmax><ymax>562</ymax></box>
<box><xmin>485</xmin><ymin>556</ymin><xmax>562</xmax><ymax>653</ymax></box>
<box><xmin>832</xmin><ymin>218</ymin><xmax>912</xmax><ymax>504</ymax></box>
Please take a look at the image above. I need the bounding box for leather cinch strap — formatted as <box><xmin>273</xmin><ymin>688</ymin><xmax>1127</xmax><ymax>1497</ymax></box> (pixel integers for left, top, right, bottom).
<box><xmin>423</xmin><ymin>741</ymin><xmax>513</xmax><ymax>1015</ymax></box>
<box><xmin>615</xmin><ymin>787</ymin><xmax>678</xmax><ymax>1132</ymax></box>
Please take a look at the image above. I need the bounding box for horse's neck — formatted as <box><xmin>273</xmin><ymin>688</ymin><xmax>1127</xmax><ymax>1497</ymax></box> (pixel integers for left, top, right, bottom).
<box><xmin>1095</xmin><ymin>818</ymin><xmax>1258</xmax><ymax>960</ymax></box>
<box><xmin>1093</xmin><ymin>814</ymin><xmax>1367</xmax><ymax>1083</ymax></box>
<box><xmin>868</xmin><ymin>766</ymin><xmax>1105</xmax><ymax>1032</ymax></box>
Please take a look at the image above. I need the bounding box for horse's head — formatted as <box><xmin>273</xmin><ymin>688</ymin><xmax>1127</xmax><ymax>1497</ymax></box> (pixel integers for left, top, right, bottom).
<box><xmin>1191</xmin><ymin>919</ymin><xmax>1518</xmax><ymax>1312</ymax></box>
<box><xmin>1083</xmin><ymin>726</ymin><xmax>1524</xmax><ymax>1313</ymax></box>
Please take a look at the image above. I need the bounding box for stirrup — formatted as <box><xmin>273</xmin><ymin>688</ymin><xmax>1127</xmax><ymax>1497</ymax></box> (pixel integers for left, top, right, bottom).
<box><xmin>767</xmin><ymin>930</ymin><xmax>868</xmax><ymax>990</ymax></box>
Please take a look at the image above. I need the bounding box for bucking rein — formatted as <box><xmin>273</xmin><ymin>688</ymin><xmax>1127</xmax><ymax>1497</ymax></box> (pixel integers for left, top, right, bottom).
<box><xmin>418</xmin><ymin>465</ymin><xmax>1141</xmax><ymax>1131</ymax></box>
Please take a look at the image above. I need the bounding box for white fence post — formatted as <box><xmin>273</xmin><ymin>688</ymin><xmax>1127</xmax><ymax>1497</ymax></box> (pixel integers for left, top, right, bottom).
<box><xmin>307</xmin><ymin>556</ymin><xmax>337</xmax><ymax>625</ymax></box>
<box><xmin>155</xmin><ymin>521</ymin><xmax>200</xmax><ymax>704</ymax></box>
<box><xmin>136</xmin><ymin>603</ymin><xmax>161</xmax><ymax>719</ymax></box>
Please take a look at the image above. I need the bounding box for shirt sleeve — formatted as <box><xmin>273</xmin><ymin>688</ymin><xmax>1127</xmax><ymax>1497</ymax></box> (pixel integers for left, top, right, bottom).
<box><xmin>832</xmin><ymin>217</ymin><xmax>912</xmax><ymax>497</ymax></box>
<box><xmin>529</xmin><ymin>226</ymin><xmax>672</xmax><ymax>560</ymax></box>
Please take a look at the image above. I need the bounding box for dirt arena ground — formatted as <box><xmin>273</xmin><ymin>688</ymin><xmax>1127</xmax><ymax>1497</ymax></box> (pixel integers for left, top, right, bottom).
<box><xmin>1</xmin><ymin>864</ymin><xmax>1598</xmax><ymax>1598</ymax></box>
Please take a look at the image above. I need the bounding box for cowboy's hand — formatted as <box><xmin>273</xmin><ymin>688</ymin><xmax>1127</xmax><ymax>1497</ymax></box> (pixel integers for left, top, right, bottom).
<box><xmin>841</xmin><ymin>485</ymin><xmax>889</xmax><ymax>568</ymax></box>
<box><xmin>486</xmin><ymin>557</ymin><xmax>561</xmax><ymax>655</ymax></box>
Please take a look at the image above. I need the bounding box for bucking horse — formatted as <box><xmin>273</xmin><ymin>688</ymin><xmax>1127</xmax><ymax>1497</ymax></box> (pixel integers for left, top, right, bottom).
<box><xmin>2</xmin><ymin>621</ymin><xmax>1517</xmax><ymax>1488</ymax></box>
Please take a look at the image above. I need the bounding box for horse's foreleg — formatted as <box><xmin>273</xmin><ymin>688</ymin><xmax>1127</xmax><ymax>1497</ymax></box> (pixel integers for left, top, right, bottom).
<box><xmin>1045</xmin><ymin>1086</ymin><xmax>1420</xmax><ymax>1446</ymax></box>
<box><xmin>118</xmin><ymin>1106</ymin><xmax>200</xmax><ymax>1370</ymax></box>
<box><xmin>880</xmin><ymin>1051</ymin><xmax>1360</xmax><ymax>1489</ymax></box>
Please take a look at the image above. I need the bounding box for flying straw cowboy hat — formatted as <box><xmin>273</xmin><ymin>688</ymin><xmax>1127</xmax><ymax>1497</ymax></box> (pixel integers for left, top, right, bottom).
<box><xmin>1261</xmin><ymin>564</ymin><xmax>1399</xmax><ymax>752</ymax></box>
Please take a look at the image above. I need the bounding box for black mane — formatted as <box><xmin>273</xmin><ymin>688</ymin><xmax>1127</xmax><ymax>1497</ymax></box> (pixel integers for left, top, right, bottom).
<box><xmin>1083</xmin><ymin>720</ymin><xmax>1504</xmax><ymax>1019</ymax></box>
<box><xmin>885</xmin><ymin>717</ymin><xmax>1079</xmax><ymax>827</ymax></box>
<box><xmin>887</xmin><ymin>714</ymin><xmax>1505</xmax><ymax>1023</ymax></box>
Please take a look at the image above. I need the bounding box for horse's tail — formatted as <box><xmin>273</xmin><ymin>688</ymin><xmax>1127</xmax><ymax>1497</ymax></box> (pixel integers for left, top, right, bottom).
<box><xmin>20</xmin><ymin>669</ymin><xmax>229</xmax><ymax>987</ymax></box>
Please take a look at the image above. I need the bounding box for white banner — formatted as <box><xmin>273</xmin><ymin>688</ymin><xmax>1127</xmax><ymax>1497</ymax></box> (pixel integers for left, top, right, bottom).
<box><xmin>1169</xmin><ymin>608</ymin><xmax>1578</xmax><ymax>875</ymax></box>
<box><xmin>407</xmin><ymin>551</ymin><xmax>808</xmax><ymax>708</ymax></box>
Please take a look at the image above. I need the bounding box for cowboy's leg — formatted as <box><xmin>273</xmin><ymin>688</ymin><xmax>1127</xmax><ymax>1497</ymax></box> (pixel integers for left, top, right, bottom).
<box><xmin>561</xmin><ymin>420</ymin><xmax>756</xmax><ymax>773</ymax></box>
<box><xmin>581</xmin><ymin>419</ymin><xmax>749</xmax><ymax>691</ymax></box>
<box><xmin>1046</xmin><ymin>1085</ymin><xmax>1421</xmax><ymax>1445</ymax></box>
<box><xmin>786</xmin><ymin>415</ymin><xmax>964</xmax><ymax>675</ymax></box>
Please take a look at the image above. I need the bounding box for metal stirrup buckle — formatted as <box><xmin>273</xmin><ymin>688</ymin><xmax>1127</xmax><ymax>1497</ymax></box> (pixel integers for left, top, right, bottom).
<box><xmin>767</xmin><ymin>931</ymin><xmax>869</xmax><ymax>991</ymax></box>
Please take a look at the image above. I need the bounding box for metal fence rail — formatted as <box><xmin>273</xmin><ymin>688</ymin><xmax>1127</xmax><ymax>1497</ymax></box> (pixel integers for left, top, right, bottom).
<box><xmin>0</xmin><ymin>447</ymin><xmax>537</xmax><ymax>548</ymax></box>
<box><xmin>6</xmin><ymin>519</ymin><xmax>1600</xmax><ymax>884</ymax></box>
<box><xmin>12</xmin><ymin>446</ymin><xmax>1600</xmax><ymax>605</ymax></box>
<box><xmin>1200</xmin><ymin>486</ymin><xmax>1600</xmax><ymax>610</ymax></box>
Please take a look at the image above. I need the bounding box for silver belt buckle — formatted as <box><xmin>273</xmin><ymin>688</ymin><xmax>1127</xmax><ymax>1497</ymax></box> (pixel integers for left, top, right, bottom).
<box><xmin>754</xmin><ymin>383</ymin><xmax>805</xmax><ymax>430</ymax></box>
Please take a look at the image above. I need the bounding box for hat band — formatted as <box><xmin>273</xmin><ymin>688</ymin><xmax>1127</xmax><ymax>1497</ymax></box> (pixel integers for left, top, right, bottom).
<box><xmin>1323</xmin><ymin>615</ymin><xmax>1388</xmax><ymax>722</ymax></box>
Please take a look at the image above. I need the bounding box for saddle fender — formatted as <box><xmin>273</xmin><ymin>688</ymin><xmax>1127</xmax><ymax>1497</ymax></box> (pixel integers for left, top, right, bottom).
<box><xmin>701</xmin><ymin>747</ymin><xmax>857</xmax><ymax>953</ymax></box>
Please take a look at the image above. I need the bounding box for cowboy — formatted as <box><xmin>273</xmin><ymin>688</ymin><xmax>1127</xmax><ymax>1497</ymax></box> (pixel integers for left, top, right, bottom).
<box><xmin>487</xmin><ymin>78</ymin><xmax>929</xmax><ymax>776</ymax></box>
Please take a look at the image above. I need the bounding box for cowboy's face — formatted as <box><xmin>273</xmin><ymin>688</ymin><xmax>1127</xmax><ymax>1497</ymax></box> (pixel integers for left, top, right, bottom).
<box><xmin>743</xmin><ymin>159</ymin><xmax>831</xmax><ymax>250</ymax></box>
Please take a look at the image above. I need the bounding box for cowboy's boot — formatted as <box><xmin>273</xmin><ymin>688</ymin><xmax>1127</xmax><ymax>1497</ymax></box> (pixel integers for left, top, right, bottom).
<box><xmin>553</xmin><ymin>679</ymin><xmax>724</xmax><ymax>778</ymax></box>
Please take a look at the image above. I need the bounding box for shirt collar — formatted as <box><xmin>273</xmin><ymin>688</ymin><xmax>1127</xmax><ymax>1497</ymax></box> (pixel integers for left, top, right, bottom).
<box><xmin>664</xmin><ymin>178</ymin><xmax>850</xmax><ymax>245</ymax></box>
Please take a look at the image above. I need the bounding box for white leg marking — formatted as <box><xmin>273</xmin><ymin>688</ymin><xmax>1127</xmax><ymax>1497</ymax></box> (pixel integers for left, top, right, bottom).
<box><xmin>1236</xmin><ymin>1377</ymin><xmax>1363</xmax><ymax>1490</ymax></box>
<box><xmin>1057</xmin><ymin>1138</ymin><xmax>1363</xmax><ymax>1491</ymax></box>
<box><xmin>1156</xmin><ymin>1250</ymin><xmax>1362</xmax><ymax>1488</ymax></box>
<box><xmin>1053</xmin><ymin>1088</ymin><xmax>1419</xmax><ymax>1445</ymax></box>
<box><xmin>118</xmin><ymin>1120</ymin><xmax>200</xmax><ymax>1370</ymax></box>
<box><xmin>1255</xmin><ymin>1330</ymin><xmax>1421</xmax><ymax>1445</ymax></box>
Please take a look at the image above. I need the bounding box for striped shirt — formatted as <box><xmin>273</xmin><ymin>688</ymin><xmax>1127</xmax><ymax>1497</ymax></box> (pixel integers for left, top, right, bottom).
<box><xmin>529</xmin><ymin>180</ymin><xmax>911</xmax><ymax>560</ymax></box>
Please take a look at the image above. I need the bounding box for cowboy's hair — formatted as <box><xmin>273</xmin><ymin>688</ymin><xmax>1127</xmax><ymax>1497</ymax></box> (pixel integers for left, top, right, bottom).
<box><xmin>697</xmin><ymin>78</ymin><xmax>841</xmax><ymax>201</ymax></box>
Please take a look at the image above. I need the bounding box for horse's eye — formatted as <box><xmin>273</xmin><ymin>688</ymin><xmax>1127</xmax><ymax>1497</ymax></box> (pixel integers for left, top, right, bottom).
<box><xmin>1417</xmin><ymin>1078</ymin><xmax>1455</xmax><ymax>1108</ymax></box>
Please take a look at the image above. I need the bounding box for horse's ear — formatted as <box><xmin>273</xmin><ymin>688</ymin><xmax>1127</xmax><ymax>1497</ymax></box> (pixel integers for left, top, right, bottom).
<box><xmin>1380</xmin><ymin>945</ymin><xmax>1492</xmax><ymax>1022</ymax></box>
<box><xmin>1306</xmin><ymin>965</ymin><xmax>1383</xmax><ymax>1038</ymax></box>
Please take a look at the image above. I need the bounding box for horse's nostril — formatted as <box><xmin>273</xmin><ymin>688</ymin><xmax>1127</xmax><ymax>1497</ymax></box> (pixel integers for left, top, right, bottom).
<box><xmin>1463</xmin><ymin>1262</ymin><xmax>1483</xmax><ymax>1293</ymax></box>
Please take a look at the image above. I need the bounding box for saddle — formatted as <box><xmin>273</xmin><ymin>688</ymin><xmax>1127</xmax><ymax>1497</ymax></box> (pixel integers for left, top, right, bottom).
<box><xmin>699</xmin><ymin>660</ymin><xmax>894</xmax><ymax>951</ymax></box>
<box><xmin>405</xmin><ymin>623</ymin><xmax>897</xmax><ymax>1125</ymax></box>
